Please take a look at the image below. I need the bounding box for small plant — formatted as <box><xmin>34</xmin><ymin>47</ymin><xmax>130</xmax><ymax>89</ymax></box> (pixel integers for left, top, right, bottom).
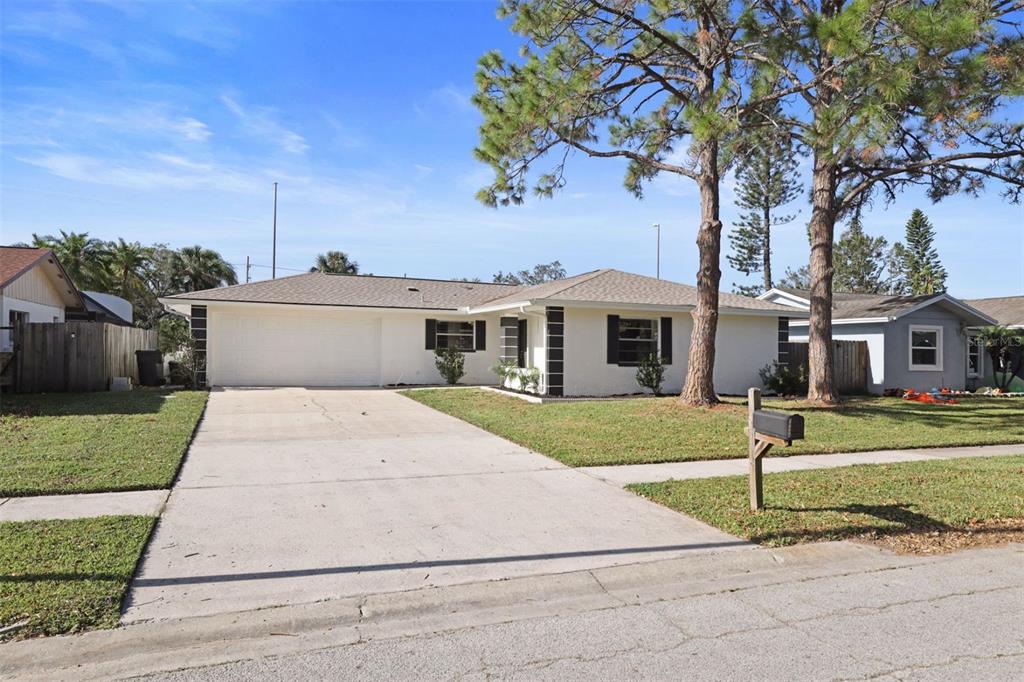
<box><xmin>434</xmin><ymin>347</ymin><xmax>466</xmax><ymax>385</ymax></box>
<box><xmin>158</xmin><ymin>316</ymin><xmax>204</xmax><ymax>388</ymax></box>
<box><xmin>491</xmin><ymin>358</ymin><xmax>519</xmax><ymax>386</ymax></box>
<box><xmin>635</xmin><ymin>354</ymin><xmax>666</xmax><ymax>395</ymax></box>
<box><xmin>518</xmin><ymin>366</ymin><xmax>542</xmax><ymax>393</ymax></box>
<box><xmin>759</xmin><ymin>361</ymin><xmax>808</xmax><ymax>396</ymax></box>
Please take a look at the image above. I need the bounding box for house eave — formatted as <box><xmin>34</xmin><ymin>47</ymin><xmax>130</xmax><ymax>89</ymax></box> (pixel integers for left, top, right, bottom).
<box><xmin>158</xmin><ymin>297</ymin><xmax>467</xmax><ymax>317</ymax></box>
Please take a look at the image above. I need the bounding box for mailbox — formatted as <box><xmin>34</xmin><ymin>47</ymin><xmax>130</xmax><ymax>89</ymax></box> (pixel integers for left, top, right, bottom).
<box><xmin>752</xmin><ymin>410</ymin><xmax>804</xmax><ymax>442</ymax></box>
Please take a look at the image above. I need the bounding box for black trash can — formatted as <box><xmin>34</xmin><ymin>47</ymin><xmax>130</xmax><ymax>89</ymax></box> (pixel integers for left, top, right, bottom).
<box><xmin>136</xmin><ymin>350</ymin><xmax>166</xmax><ymax>387</ymax></box>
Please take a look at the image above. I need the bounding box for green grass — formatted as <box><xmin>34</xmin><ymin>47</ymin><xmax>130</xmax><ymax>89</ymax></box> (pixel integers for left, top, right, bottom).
<box><xmin>629</xmin><ymin>455</ymin><xmax>1024</xmax><ymax>547</ymax></box>
<box><xmin>402</xmin><ymin>389</ymin><xmax>1024</xmax><ymax>467</ymax></box>
<box><xmin>0</xmin><ymin>516</ymin><xmax>156</xmax><ymax>639</ymax></box>
<box><xmin>0</xmin><ymin>390</ymin><xmax>207</xmax><ymax>497</ymax></box>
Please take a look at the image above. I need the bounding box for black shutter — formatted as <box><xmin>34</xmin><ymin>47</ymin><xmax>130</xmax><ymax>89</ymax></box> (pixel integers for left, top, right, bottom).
<box><xmin>607</xmin><ymin>315</ymin><xmax>620</xmax><ymax>364</ymax></box>
<box><xmin>425</xmin><ymin>319</ymin><xmax>437</xmax><ymax>350</ymax></box>
<box><xmin>475</xmin><ymin>320</ymin><xmax>486</xmax><ymax>351</ymax></box>
<box><xmin>660</xmin><ymin>317</ymin><xmax>673</xmax><ymax>364</ymax></box>
<box><xmin>517</xmin><ymin>319</ymin><xmax>528</xmax><ymax>368</ymax></box>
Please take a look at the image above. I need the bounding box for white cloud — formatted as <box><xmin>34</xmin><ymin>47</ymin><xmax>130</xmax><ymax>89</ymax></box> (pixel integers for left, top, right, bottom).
<box><xmin>221</xmin><ymin>94</ymin><xmax>308</xmax><ymax>155</ymax></box>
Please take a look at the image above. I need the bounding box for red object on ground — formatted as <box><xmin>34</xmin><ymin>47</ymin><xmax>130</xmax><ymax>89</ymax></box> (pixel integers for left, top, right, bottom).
<box><xmin>902</xmin><ymin>389</ymin><xmax>958</xmax><ymax>405</ymax></box>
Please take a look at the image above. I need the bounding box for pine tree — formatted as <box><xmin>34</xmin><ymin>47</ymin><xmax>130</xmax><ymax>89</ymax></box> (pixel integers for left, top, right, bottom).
<box><xmin>728</xmin><ymin>113</ymin><xmax>801</xmax><ymax>296</ymax></box>
<box><xmin>833</xmin><ymin>218</ymin><xmax>889</xmax><ymax>294</ymax></box>
<box><xmin>901</xmin><ymin>210</ymin><xmax>947</xmax><ymax>295</ymax></box>
<box><xmin>777</xmin><ymin>265</ymin><xmax>812</xmax><ymax>290</ymax></box>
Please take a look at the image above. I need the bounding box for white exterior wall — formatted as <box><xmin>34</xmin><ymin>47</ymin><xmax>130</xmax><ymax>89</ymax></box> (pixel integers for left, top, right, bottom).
<box><xmin>561</xmin><ymin>308</ymin><xmax>778</xmax><ymax>397</ymax></box>
<box><xmin>0</xmin><ymin>294</ymin><xmax>65</xmax><ymax>351</ymax></box>
<box><xmin>205</xmin><ymin>303</ymin><xmax>503</xmax><ymax>387</ymax></box>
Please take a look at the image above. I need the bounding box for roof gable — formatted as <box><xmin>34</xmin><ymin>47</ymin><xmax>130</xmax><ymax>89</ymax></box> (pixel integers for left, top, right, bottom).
<box><xmin>0</xmin><ymin>246</ymin><xmax>84</xmax><ymax>308</ymax></box>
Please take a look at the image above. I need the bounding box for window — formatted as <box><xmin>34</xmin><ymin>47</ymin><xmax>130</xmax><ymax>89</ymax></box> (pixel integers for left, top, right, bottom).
<box><xmin>908</xmin><ymin>325</ymin><xmax>943</xmax><ymax>371</ymax></box>
<box><xmin>967</xmin><ymin>335</ymin><xmax>983</xmax><ymax>378</ymax></box>
<box><xmin>618</xmin><ymin>318</ymin><xmax>658</xmax><ymax>365</ymax></box>
<box><xmin>436</xmin><ymin>321</ymin><xmax>475</xmax><ymax>351</ymax></box>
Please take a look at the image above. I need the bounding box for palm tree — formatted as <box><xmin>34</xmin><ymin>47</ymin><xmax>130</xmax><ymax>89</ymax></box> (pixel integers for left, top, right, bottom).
<box><xmin>106</xmin><ymin>239</ymin><xmax>153</xmax><ymax>299</ymax></box>
<box><xmin>34</xmin><ymin>230</ymin><xmax>110</xmax><ymax>290</ymax></box>
<box><xmin>975</xmin><ymin>326</ymin><xmax>1024</xmax><ymax>392</ymax></box>
<box><xmin>311</xmin><ymin>251</ymin><xmax>359</xmax><ymax>275</ymax></box>
<box><xmin>170</xmin><ymin>246</ymin><xmax>238</xmax><ymax>293</ymax></box>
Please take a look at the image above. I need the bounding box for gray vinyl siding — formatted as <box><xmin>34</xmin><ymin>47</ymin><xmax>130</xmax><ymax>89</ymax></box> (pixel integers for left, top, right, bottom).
<box><xmin>883</xmin><ymin>308</ymin><xmax>970</xmax><ymax>391</ymax></box>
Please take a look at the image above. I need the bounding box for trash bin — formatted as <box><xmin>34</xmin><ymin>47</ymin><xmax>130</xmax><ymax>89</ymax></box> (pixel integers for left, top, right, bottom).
<box><xmin>136</xmin><ymin>350</ymin><xmax>166</xmax><ymax>387</ymax></box>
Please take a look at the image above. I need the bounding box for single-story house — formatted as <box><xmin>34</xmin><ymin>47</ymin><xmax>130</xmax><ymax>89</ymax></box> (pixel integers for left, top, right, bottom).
<box><xmin>1</xmin><ymin>246</ymin><xmax>85</xmax><ymax>352</ymax></box>
<box><xmin>758</xmin><ymin>286</ymin><xmax>1000</xmax><ymax>393</ymax></box>
<box><xmin>965</xmin><ymin>295</ymin><xmax>1024</xmax><ymax>391</ymax></box>
<box><xmin>159</xmin><ymin>268</ymin><xmax>804</xmax><ymax>396</ymax></box>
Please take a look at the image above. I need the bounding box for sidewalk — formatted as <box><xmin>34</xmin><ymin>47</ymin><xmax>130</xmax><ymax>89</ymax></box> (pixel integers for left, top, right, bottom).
<box><xmin>579</xmin><ymin>443</ymin><xmax>1024</xmax><ymax>486</ymax></box>
<box><xmin>0</xmin><ymin>489</ymin><xmax>169</xmax><ymax>522</ymax></box>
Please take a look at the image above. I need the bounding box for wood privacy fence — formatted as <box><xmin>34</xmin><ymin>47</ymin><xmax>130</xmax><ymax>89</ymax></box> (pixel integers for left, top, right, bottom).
<box><xmin>783</xmin><ymin>340</ymin><xmax>869</xmax><ymax>394</ymax></box>
<box><xmin>11</xmin><ymin>322</ymin><xmax>157</xmax><ymax>393</ymax></box>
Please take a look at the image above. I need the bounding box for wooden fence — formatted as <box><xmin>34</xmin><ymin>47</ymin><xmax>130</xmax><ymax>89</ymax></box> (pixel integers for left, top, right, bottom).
<box><xmin>783</xmin><ymin>340</ymin><xmax>869</xmax><ymax>394</ymax></box>
<box><xmin>11</xmin><ymin>322</ymin><xmax>158</xmax><ymax>393</ymax></box>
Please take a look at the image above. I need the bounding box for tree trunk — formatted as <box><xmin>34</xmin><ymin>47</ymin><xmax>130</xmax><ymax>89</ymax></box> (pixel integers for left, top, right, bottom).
<box><xmin>806</xmin><ymin>151</ymin><xmax>840</xmax><ymax>405</ymax></box>
<box><xmin>762</xmin><ymin>199</ymin><xmax>772</xmax><ymax>291</ymax></box>
<box><xmin>680</xmin><ymin>137</ymin><xmax>722</xmax><ymax>407</ymax></box>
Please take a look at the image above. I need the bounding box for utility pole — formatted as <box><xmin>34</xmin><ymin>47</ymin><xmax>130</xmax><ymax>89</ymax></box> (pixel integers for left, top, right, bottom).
<box><xmin>272</xmin><ymin>181</ymin><xmax>278</xmax><ymax>279</ymax></box>
<box><xmin>245</xmin><ymin>256</ymin><xmax>251</xmax><ymax>283</ymax></box>
<box><xmin>652</xmin><ymin>222</ymin><xmax>661</xmax><ymax>279</ymax></box>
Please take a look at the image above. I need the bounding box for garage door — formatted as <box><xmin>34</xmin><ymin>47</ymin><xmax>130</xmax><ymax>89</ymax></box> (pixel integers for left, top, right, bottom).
<box><xmin>209</xmin><ymin>310</ymin><xmax>381</xmax><ymax>386</ymax></box>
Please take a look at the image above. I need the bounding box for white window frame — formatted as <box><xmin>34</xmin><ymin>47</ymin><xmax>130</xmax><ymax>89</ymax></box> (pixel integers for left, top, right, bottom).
<box><xmin>436</xmin><ymin>320</ymin><xmax>476</xmax><ymax>352</ymax></box>
<box><xmin>966</xmin><ymin>334</ymin><xmax>983</xmax><ymax>378</ymax></box>
<box><xmin>908</xmin><ymin>324</ymin><xmax>943</xmax><ymax>372</ymax></box>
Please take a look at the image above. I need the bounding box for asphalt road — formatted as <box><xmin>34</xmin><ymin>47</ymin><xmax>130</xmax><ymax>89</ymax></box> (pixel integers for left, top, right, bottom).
<box><xmin>135</xmin><ymin>544</ymin><xmax>1024</xmax><ymax>681</ymax></box>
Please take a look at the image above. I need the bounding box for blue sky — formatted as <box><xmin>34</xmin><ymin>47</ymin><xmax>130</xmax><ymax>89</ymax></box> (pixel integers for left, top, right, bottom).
<box><xmin>2</xmin><ymin>1</ymin><xmax>1021</xmax><ymax>297</ymax></box>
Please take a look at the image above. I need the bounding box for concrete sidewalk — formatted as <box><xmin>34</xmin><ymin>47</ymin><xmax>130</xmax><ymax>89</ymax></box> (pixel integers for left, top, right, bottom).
<box><xmin>0</xmin><ymin>489</ymin><xmax>169</xmax><ymax>522</ymax></box>
<box><xmin>579</xmin><ymin>442</ymin><xmax>1024</xmax><ymax>486</ymax></box>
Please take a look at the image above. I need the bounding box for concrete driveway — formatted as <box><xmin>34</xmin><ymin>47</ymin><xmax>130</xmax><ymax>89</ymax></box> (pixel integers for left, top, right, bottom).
<box><xmin>123</xmin><ymin>388</ymin><xmax>745</xmax><ymax>623</ymax></box>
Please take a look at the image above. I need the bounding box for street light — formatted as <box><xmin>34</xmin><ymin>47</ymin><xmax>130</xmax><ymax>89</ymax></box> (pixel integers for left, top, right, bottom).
<box><xmin>652</xmin><ymin>222</ymin><xmax>661</xmax><ymax>279</ymax></box>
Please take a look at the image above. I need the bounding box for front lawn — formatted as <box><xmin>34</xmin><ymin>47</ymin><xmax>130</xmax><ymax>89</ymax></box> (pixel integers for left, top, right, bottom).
<box><xmin>402</xmin><ymin>389</ymin><xmax>1024</xmax><ymax>467</ymax></box>
<box><xmin>630</xmin><ymin>455</ymin><xmax>1024</xmax><ymax>551</ymax></box>
<box><xmin>0</xmin><ymin>516</ymin><xmax>155</xmax><ymax>639</ymax></box>
<box><xmin>0</xmin><ymin>390</ymin><xmax>207</xmax><ymax>497</ymax></box>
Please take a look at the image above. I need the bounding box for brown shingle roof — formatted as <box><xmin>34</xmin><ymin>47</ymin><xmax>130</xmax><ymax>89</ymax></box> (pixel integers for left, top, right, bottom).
<box><xmin>475</xmin><ymin>269</ymin><xmax>801</xmax><ymax>313</ymax></box>
<box><xmin>168</xmin><ymin>268</ymin><xmax>800</xmax><ymax>314</ymax></box>
<box><xmin>965</xmin><ymin>296</ymin><xmax>1024</xmax><ymax>327</ymax></box>
<box><xmin>167</xmin><ymin>272</ymin><xmax>523</xmax><ymax>310</ymax></box>
<box><xmin>0</xmin><ymin>246</ymin><xmax>51</xmax><ymax>288</ymax></box>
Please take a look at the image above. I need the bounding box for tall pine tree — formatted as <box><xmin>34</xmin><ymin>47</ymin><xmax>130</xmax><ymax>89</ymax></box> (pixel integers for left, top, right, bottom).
<box><xmin>727</xmin><ymin>111</ymin><xmax>801</xmax><ymax>297</ymax></box>
<box><xmin>901</xmin><ymin>210</ymin><xmax>947</xmax><ymax>295</ymax></box>
<box><xmin>833</xmin><ymin>218</ymin><xmax>889</xmax><ymax>293</ymax></box>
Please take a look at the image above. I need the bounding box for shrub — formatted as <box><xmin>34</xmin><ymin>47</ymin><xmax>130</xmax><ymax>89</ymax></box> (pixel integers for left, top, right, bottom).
<box><xmin>518</xmin><ymin>366</ymin><xmax>541</xmax><ymax>393</ymax></box>
<box><xmin>759</xmin><ymin>361</ymin><xmax>808</xmax><ymax>396</ymax></box>
<box><xmin>635</xmin><ymin>354</ymin><xmax>666</xmax><ymax>395</ymax></box>
<box><xmin>434</xmin><ymin>347</ymin><xmax>466</xmax><ymax>385</ymax></box>
<box><xmin>491</xmin><ymin>359</ymin><xmax>519</xmax><ymax>386</ymax></box>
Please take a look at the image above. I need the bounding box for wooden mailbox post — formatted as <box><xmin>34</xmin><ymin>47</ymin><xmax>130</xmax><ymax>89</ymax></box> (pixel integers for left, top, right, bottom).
<box><xmin>746</xmin><ymin>388</ymin><xmax>804</xmax><ymax>511</ymax></box>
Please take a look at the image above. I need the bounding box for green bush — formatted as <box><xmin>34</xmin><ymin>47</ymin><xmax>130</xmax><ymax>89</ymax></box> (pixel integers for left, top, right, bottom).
<box><xmin>434</xmin><ymin>347</ymin><xmax>466</xmax><ymax>385</ymax></box>
<box><xmin>491</xmin><ymin>359</ymin><xmax>519</xmax><ymax>386</ymax></box>
<box><xmin>635</xmin><ymin>354</ymin><xmax>666</xmax><ymax>395</ymax></box>
<box><xmin>759</xmin><ymin>361</ymin><xmax>808</xmax><ymax>396</ymax></box>
<box><xmin>518</xmin><ymin>366</ymin><xmax>541</xmax><ymax>393</ymax></box>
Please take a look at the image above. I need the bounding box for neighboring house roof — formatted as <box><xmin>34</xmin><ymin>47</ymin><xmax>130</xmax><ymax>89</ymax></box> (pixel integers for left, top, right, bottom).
<box><xmin>162</xmin><ymin>268</ymin><xmax>801</xmax><ymax>317</ymax></box>
<box><xmin>164</xmin><ymin>272</ymin><xmax>524</xmax><ymax>310</ymax></box>
<box><xmin>767</xmin><ymin>286</ymin><xmax>996</xmax><ymax>326</ymax></box>
<box><xmin>471</xmin><ymin>269</ymin><xmax>802</xmax><ymax>315</ymax></box>
<box><xmin>0</xmin><ymin>245</ymin><xmax>85</xmax><ymax>308</ymax></box>
<box><xmin>965</xmin><ymin>296</ymin><xmax>1024</xmax><ymax>327</ymax></box>
<box><xmin>81</xmin><ymin>292</ymin><xmax>133</xmax><ymax>325</ymax></box>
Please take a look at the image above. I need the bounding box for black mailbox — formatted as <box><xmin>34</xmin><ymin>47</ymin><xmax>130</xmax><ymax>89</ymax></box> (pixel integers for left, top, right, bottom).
<box><xmin>752</xmin><ymin>410</ymin><xmax>804</xmax><ymax>441</ymax></box>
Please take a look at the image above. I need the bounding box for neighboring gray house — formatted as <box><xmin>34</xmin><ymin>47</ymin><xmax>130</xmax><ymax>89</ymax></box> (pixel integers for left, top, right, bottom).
<box><xmin>759</xmin><ymin>286</ymin><xmax>998</xmax><ymax>394</ymax></box>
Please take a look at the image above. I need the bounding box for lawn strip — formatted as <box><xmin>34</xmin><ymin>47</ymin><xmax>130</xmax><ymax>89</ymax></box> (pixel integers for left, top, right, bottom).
<box><xmin>0</xmin><ymin>515</ymin><xmax>156</xmax><ymax>639</ymax></box>
<box><xmin>0</xmin><ymin>390</ymin><xmax>207</xmax><ymax>497</ymax></box>
<box><xmin>402</xmin><ymin>389</ymin><xmax>1024</xmax><ymax>467</ymax></box>
<box><xmin>628</xmin><ymin>455</ymin><xmax>1024</xmax><ymax>551</ymax></box>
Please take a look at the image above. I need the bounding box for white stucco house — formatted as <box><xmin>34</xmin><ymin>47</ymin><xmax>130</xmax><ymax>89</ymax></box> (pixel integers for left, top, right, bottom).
<box><xmin>1</xmin><ymin>246</ymin><xmax>85</xmax><ymax>352</ymax></box>
<box><xmin>160</xmin><ymin>269</ymin><xmax>804</xmax><ymax>396</ymax></box>
<box><xmin>758</xmin><ymin>286</ymin><xmax>1000</xmax><ymax>394</ymax></box>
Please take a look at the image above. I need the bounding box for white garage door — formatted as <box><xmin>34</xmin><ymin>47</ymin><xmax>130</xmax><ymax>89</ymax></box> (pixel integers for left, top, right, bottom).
<box><xmin>210</xmin><ymin>310</ymin><xmax>381</xmax><ymax>386</ymax></box>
